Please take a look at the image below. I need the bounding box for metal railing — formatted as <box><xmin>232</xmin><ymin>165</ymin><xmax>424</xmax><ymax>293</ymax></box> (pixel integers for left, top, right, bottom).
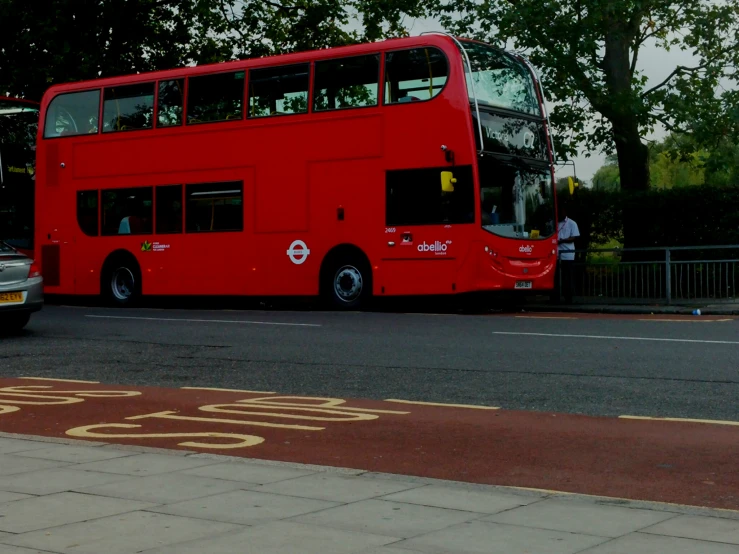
<box><xmin>564</xmin><ymin>246</ymin><xmax>739</xmax><ymax>304</ymax></box>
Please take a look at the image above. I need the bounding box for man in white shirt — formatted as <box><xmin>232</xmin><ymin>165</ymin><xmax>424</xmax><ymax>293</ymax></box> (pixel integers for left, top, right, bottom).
<box><xmin>555</xmin><ymin>206</ymin><xmax>579</xmax><ymax>304</ymax></box>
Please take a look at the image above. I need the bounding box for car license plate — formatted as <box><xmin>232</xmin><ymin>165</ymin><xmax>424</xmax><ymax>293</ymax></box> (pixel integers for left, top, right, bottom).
<box><xmin>0</xmin><ymin>292</ymin><xmax>23</xmax><ymax>304</ymax></box>
<box><xmin>515</xmin><ymin>281</ymin><xmax>533</xmax><ymax>289</ymax></box>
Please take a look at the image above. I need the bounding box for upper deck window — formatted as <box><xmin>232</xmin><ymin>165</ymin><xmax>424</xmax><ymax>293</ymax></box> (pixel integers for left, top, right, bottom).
<box><xmin>102</xmin><ymin>83</ymin><xmax>155</xmax><ymax>133</ymax></box>
<box><xmin>44</xmin><ymin>90</ymin><xmax>100</xmax><ymax>138</ymax></box>
<box><xmin>157</xmin><ymin>79</ymin><xmax>184</xmax><ymax>127</ymax></box>
<box><xmin>384</xmin><ymin>47</ymin><xmax>448</xmax><ymax>104</ymax></box>
<box><xmin>314</xmin><ymin>54</ymin><xmax>380</xmax><ymax>111</ymax></box>
<box><xmin>249</xmin><ymin>63</ymin><xmax>310</xmax><ymax>118</ymax></box>
<box><xmin>460</xmin><ymin>41</ymin><xmax>540</xmax><ymax>116</ymax></box>
<box><xmin>187</xmin><ymin>71</ymin><xmax>245</xmax><ymax>124</ymax></box>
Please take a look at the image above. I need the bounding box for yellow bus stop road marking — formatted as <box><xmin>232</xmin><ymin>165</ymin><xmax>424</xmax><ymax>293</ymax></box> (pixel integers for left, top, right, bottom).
<box><xmin>620</xmin><ymin>415</ymin><xmax>739</xmax><ymax>427</ymax></box>
<box><xmin>385</xmin><ymin>399</ymin><xmax>500</xmax><ymax>410</ymax></box>
<box><xmin>637</xmin><ymin>318</ymin><xmax>734</xmax><ymax>322</ymax></box>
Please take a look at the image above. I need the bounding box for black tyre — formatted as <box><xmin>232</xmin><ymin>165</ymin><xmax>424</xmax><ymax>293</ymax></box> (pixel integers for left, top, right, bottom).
<box><xmin>0</xmin><ymin>313</ymin><xmax>31</xmax><ymax>334</ymax></box>
<box><xmin>323</xmin><ymin>254</ymin><xmax>372</xmax><ymax>310</ymax></box>
<box><xmin>102</xmin><ymin>257</ymin><xmax>141</xmax><ymax>307</ymax></box>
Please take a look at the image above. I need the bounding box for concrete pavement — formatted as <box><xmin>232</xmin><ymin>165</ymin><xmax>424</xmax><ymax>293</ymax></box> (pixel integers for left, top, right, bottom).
<box><xmin>0</xmin><ymin>432</ymin><xmax>738</xmax><ymax>554</ymax></box>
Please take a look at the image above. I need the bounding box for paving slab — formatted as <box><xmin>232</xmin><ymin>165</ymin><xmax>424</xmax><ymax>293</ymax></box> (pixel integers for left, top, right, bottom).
<box><xmin>293</xmin><ymin>498</ymin><xmax>479</xmax><ymax>539</ymax></box>
<box><xmin>0</xmin><ymin>491</ymin><xmax>153</xmax><ymax>534</ymax></box>
<box><xmin>0</xmin><ymin>468</ymin><xmax>134</xmax><ymax>495</ymax></box>
<box><xmin>258</xmin><ymin>473</ymin><xmax>421</xmax><ymax>503</ymax></box>
<box><xmin>73</xmin><ymin>453</ymin><xmax>217</xmax><ymax>476</ymax></box>
<box><xmin>12</xmin><ymin>445</ymin><xmax>135</xmax><ymax>464</ymax></box>
<box><xmin>400</xmin><ymin>520</ymin><xmax>608</xmax><ymax>554</ymax></box>
<box><xmin>484</xmin><ymin>498</ymin><xmax>677</xmax><ymax>537</ymax></box>
<box><xmin>180</xmin><ymin>461</ymin><xmax>316</xmax><ymax>484</ymax></box>
<box><xmin>0</xmin><ymin>454</ymin><xmax>68</xmax><ymax>476</ymax></box>
<box><xmin>3</xmin><ymin>510</ymin><xmax>242</xmax><ymax>554</ymax></box>
<box><xmin>579</xmin><ymin>532</ymin><xmax>739</xmax><ymax>553</ymax></box>
<box><xmin>381</xmin><ymin>485</ymin><xmax>538</xmax><ymax>514</ymax></box>
<box><xmin>151</xmin><ymin>489</ymin><xmax>338</xmax><ymax>526</ymax></box>
<box><xmin>0</xmin><ymin>438</ymin><xmax>50</xmax><ymax>454</ymax></box>
<box><xmin>641</xmin><ymin>514</ymin><xmax>739</xmax><ymax>545</ymax></box>
<box><xmin>0</xmin><ymin>491</ymin><xmax>34</xmax><ymax>504</ymax></box>
<box><xmin>77</xmin><ymin>472</ymin><xmax>248</xmax><ymax>504</ymax></box>
<box><xmin>0</xmin><ymin>546</ymin><xmax>58</xmax><ymax>554</ymax></box>
<box><xmin>144</xmin><ymin>520</ymin><xmax>397</xmax><ymax>554</ymax></box>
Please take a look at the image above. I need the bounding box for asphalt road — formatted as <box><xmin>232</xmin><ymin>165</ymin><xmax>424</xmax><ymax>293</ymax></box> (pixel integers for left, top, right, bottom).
<box><xmin>2</xmin><ymin>305</ymin><xmax>739</xmax><ymax>420</ymax></box>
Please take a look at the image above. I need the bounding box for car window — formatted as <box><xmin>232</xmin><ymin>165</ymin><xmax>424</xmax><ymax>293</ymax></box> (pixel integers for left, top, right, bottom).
<box><xmin>0</xmin><ymin>241</ymin><xmax>15</xmax><ymax>253</ymax></box>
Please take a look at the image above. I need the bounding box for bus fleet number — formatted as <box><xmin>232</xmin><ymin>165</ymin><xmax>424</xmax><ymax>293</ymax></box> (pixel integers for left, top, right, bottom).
<box><xmin>385</xmin><ymin>228</ymin><xmax>396</xmax><ymax>234</ymax></box>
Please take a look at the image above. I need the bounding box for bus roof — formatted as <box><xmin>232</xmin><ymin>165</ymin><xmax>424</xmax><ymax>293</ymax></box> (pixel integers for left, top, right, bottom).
<box><xmin>0</xmin><ymin>96</ymin><xmax>39</xmax><ymax>107</ymax></box>
<box><xmin>40</xmin><ymin>34</ymin><xmax>482</xmax><ymax>99</ymax></box>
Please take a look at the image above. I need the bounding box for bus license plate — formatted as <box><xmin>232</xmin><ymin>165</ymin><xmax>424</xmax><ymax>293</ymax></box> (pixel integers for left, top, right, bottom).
<box><xmin>0</xmin><ymin>292</ymin><xmax>23</xmax><ymax>304</ymax></box>
<box><xmin>515</xmin><ymin>281</ymin><xmax>533</xmax><ymax>289</ymax></box>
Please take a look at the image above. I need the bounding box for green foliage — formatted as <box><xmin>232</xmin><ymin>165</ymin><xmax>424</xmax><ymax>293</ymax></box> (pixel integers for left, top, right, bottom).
<box><xmin>432</xmin><ymin>0</ymin><xmax>739</xmax><ymax>191</ymax></box>
<box><xmin>564</xmin><ymin>187</ymin><xmax>739</xmax><ymax>251</ymax></box>
<box><xmin>0</xmin><ymin>0</ymin><xmax>429</xmax><ymax>100</ymax></box>
<box><xmin>592</xmin><ymin>163</ymin><xmax>620</xmax><ymax>191</ymax></box>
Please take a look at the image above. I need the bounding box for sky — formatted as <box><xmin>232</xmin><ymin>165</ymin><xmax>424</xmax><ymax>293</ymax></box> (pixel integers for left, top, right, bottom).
<box><xmin>406</xmin><ymin>18</ymin><xmax>701</xmax><ymax>181</ymax></box>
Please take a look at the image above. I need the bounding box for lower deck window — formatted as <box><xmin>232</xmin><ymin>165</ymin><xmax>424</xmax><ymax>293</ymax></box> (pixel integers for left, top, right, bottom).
<box><xmin>185</xmin><ymin>182</ymin><xmax>243</xmax><ymax>232</ymax></box>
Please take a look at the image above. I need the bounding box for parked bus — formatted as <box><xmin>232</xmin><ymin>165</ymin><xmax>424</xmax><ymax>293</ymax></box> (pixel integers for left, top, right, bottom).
<box><xmin>0</xmin><ymin>97</ymin><xmax>39</xmax><ymax>258</ymax></box>
<box><xmin>35</xmin><ymin>33</ymin><xmax>558</xmax><ymax>308</ymax></box>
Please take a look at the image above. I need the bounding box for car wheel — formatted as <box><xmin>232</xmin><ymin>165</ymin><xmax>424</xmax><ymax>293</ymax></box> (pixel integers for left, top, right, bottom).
<box><xmin>0</xmin><ymin>313</ymin><xmax>30</xmax><ymax>334</ymax></box>
<box><xmin>102</xmin><ymin>258</ymin><xmax>141</xmax><ymax>307</ymax></box>
<box><xmin>324</xmin><ymin>255</ymin><xmax>372</xmax><ymax>310</ymax></box>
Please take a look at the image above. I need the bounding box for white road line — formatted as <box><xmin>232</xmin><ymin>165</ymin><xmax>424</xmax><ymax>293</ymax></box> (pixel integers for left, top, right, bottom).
<box><xmin>385</xmin><ymin>399</ymin><xmax>500</xmax><ymax>410</ymax></box>
<box><xmin>181</xmin><ymin>387</ymin><xmax>277</xmax><ymax>395</ymax></box>
<box><xmin>492</xmin><ymin>331</ymin><xmax>739</xmax><ymax>345</ymax></box>
<box><xmin>85</xmin><ymin>315</ymin><xmax>321</xmax><ymax>327</ymax></box>
<box><xmin>515</xmin><ymin>315</ymin><xmax>577</xmax><ymax>320</ymax></box>
<box><xmin>18</xmin><ymin>377</ymin><xmax>100</xmax><ymax>384</ymax></box>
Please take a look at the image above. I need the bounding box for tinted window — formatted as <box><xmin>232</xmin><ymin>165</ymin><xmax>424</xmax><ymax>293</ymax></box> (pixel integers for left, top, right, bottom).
<box><xmin>44</xmin><ymin>90</ymin><xmax>100</xmax><ymax>138</ymax></box>
<box><xmin>156</xmin><ymin>185</ymin><xmax>182</xmax><ymax>234</ymax></box>
<box><xmin>186</xmin><ymin>182</ymin><xmax>243</xmax><ymax>233</ymax></box>
<box><xmin>187</xmin><ymin>72</ymin><xmax>245</xmax><ymax>124</ymax></box>
<box><xmin>102</xmin><ymin>83</ymin><xmax>155</xmax><ymax>133</ymax></box>
<box><xmin>385</xmin><ymin>48</ymin><xmax>448</xmax><ymax>104</ymax></box>
<box><xmin>386</xmin><ymin>166</ymin><xmax>475</xmax><ymax>226</ymax></box>
<box><xmin>157</xmin><ymin>79</ymin><xmax>184</xmax><ymax>127</ymax></box>
<box><xmin>314</xmin><ymin>55</ymin><xmax>379</xmax><ymax>111</ymax></box>
<box><xmin>77</xmin><ymin>190</ymin><xmax>99</xmax><ymax>237</ymax></box>
<box><xmin>248</xmin><ymin>64</ymin><xmax>309</xmax><ymax>118</ymax></box>
<box><xmin>101</xmin><ymin>187</ymin><xmax>153</xmax><ymax>236</ymax></box>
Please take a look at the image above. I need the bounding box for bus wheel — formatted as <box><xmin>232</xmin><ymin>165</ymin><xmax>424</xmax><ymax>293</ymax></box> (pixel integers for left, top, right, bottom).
<box><xmin>102</xmin><ymin>256</ymin><xmax>141</xmax><ymax>307</ymax></box>
<box><xmin>324</xmin><ymin>255</ymin><xmax>372</xmax><ymax>310</ymax></box>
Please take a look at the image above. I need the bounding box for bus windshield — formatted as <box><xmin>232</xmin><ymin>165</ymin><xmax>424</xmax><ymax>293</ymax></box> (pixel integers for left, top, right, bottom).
<box><xmin>0</xmin><ymin>99</ymin><xmax>39</xmax><ymax>250</ymax></box>
<box><xmin>460</xmin><ymin>41</ymin><xmax>540</xmax><ymax>116</ymax></box>
<box><xmin>478</xmin><ymin>156</ymin><xmax>555</xmax><ymax>240</ymax></box>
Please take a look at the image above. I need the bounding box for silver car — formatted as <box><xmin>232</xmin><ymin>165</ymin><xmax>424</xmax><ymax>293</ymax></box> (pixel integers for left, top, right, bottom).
<box><xmin>0</xmin><ymin>241</ymin><xmax>43</xmax><ymax>332</ymax></box>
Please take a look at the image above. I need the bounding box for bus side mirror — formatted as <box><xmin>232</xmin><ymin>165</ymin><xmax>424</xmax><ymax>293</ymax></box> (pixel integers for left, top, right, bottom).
<box><xmin>441</xmin><ymin>171</ymin><xmax>456</xmax><ymax>192</ymax></box>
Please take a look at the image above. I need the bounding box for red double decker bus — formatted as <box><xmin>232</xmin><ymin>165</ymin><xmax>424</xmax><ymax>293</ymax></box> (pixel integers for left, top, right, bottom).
<box><xmin>0</xmin><ymin>96</ymin><xmax>39</xmax><ymax>258</ymax></box>
<box><xmin>35</xmin><ymin>33</ymin><xmax>559</xmax><ymax>308</ymax></box>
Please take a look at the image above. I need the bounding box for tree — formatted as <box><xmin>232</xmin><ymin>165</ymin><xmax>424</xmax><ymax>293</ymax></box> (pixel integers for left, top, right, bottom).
<box><xmin>0</xmin><ymin>0</ymin><xmax>214</xmax><ymax>101</ymax></box>
<box><xmin>0</xmin><ymin>0</ymin><xmax>430</xmax><ymax>101</ymax></box>
<box><xmin>433</xmin><ymin>0</ymin><xmax>739</xmax><ymax>191</ymax></box>
<box><xmin>192</xmin><ymin>1</ymin><xmax>428</xmax><ymax>60</ymax></box>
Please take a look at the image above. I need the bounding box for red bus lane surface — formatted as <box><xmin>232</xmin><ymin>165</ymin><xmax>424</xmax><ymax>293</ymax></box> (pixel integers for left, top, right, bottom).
<box><xmin>1</xmin><ymin>377</ymin><xmax>737</xmax><ymax>511</ymax></box>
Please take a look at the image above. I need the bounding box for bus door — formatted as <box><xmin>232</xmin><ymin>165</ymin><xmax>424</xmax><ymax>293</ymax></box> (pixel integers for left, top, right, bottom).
<box><xmin>38</xmin><ymin>137</ymin><xmax>77</xmax><ymax>294</ymax></box>
<box><xmin>379</xmin><ymin>165</ymin><xmax>474</xmax><ymax>296</ymax></box>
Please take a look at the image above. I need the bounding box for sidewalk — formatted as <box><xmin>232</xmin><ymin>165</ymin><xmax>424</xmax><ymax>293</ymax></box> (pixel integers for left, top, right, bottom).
<box><xmin>0</xmin><ymin>433</ymin><xmax>738</xmax><ymax>553</ymax></box>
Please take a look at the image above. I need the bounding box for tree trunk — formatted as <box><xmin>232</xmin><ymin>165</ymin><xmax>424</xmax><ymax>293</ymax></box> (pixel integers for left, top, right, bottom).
<box><xmin>612</xmin><ymin>118</ymin><xmax>650</xmax><ymax>191</ymax></box>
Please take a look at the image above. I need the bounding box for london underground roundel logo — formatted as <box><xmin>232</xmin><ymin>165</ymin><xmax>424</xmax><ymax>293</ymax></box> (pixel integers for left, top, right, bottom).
<box><xmin>287</xmin><ymin>240</ymin><xmax>310</xmax><ymax>265</ymax></box>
